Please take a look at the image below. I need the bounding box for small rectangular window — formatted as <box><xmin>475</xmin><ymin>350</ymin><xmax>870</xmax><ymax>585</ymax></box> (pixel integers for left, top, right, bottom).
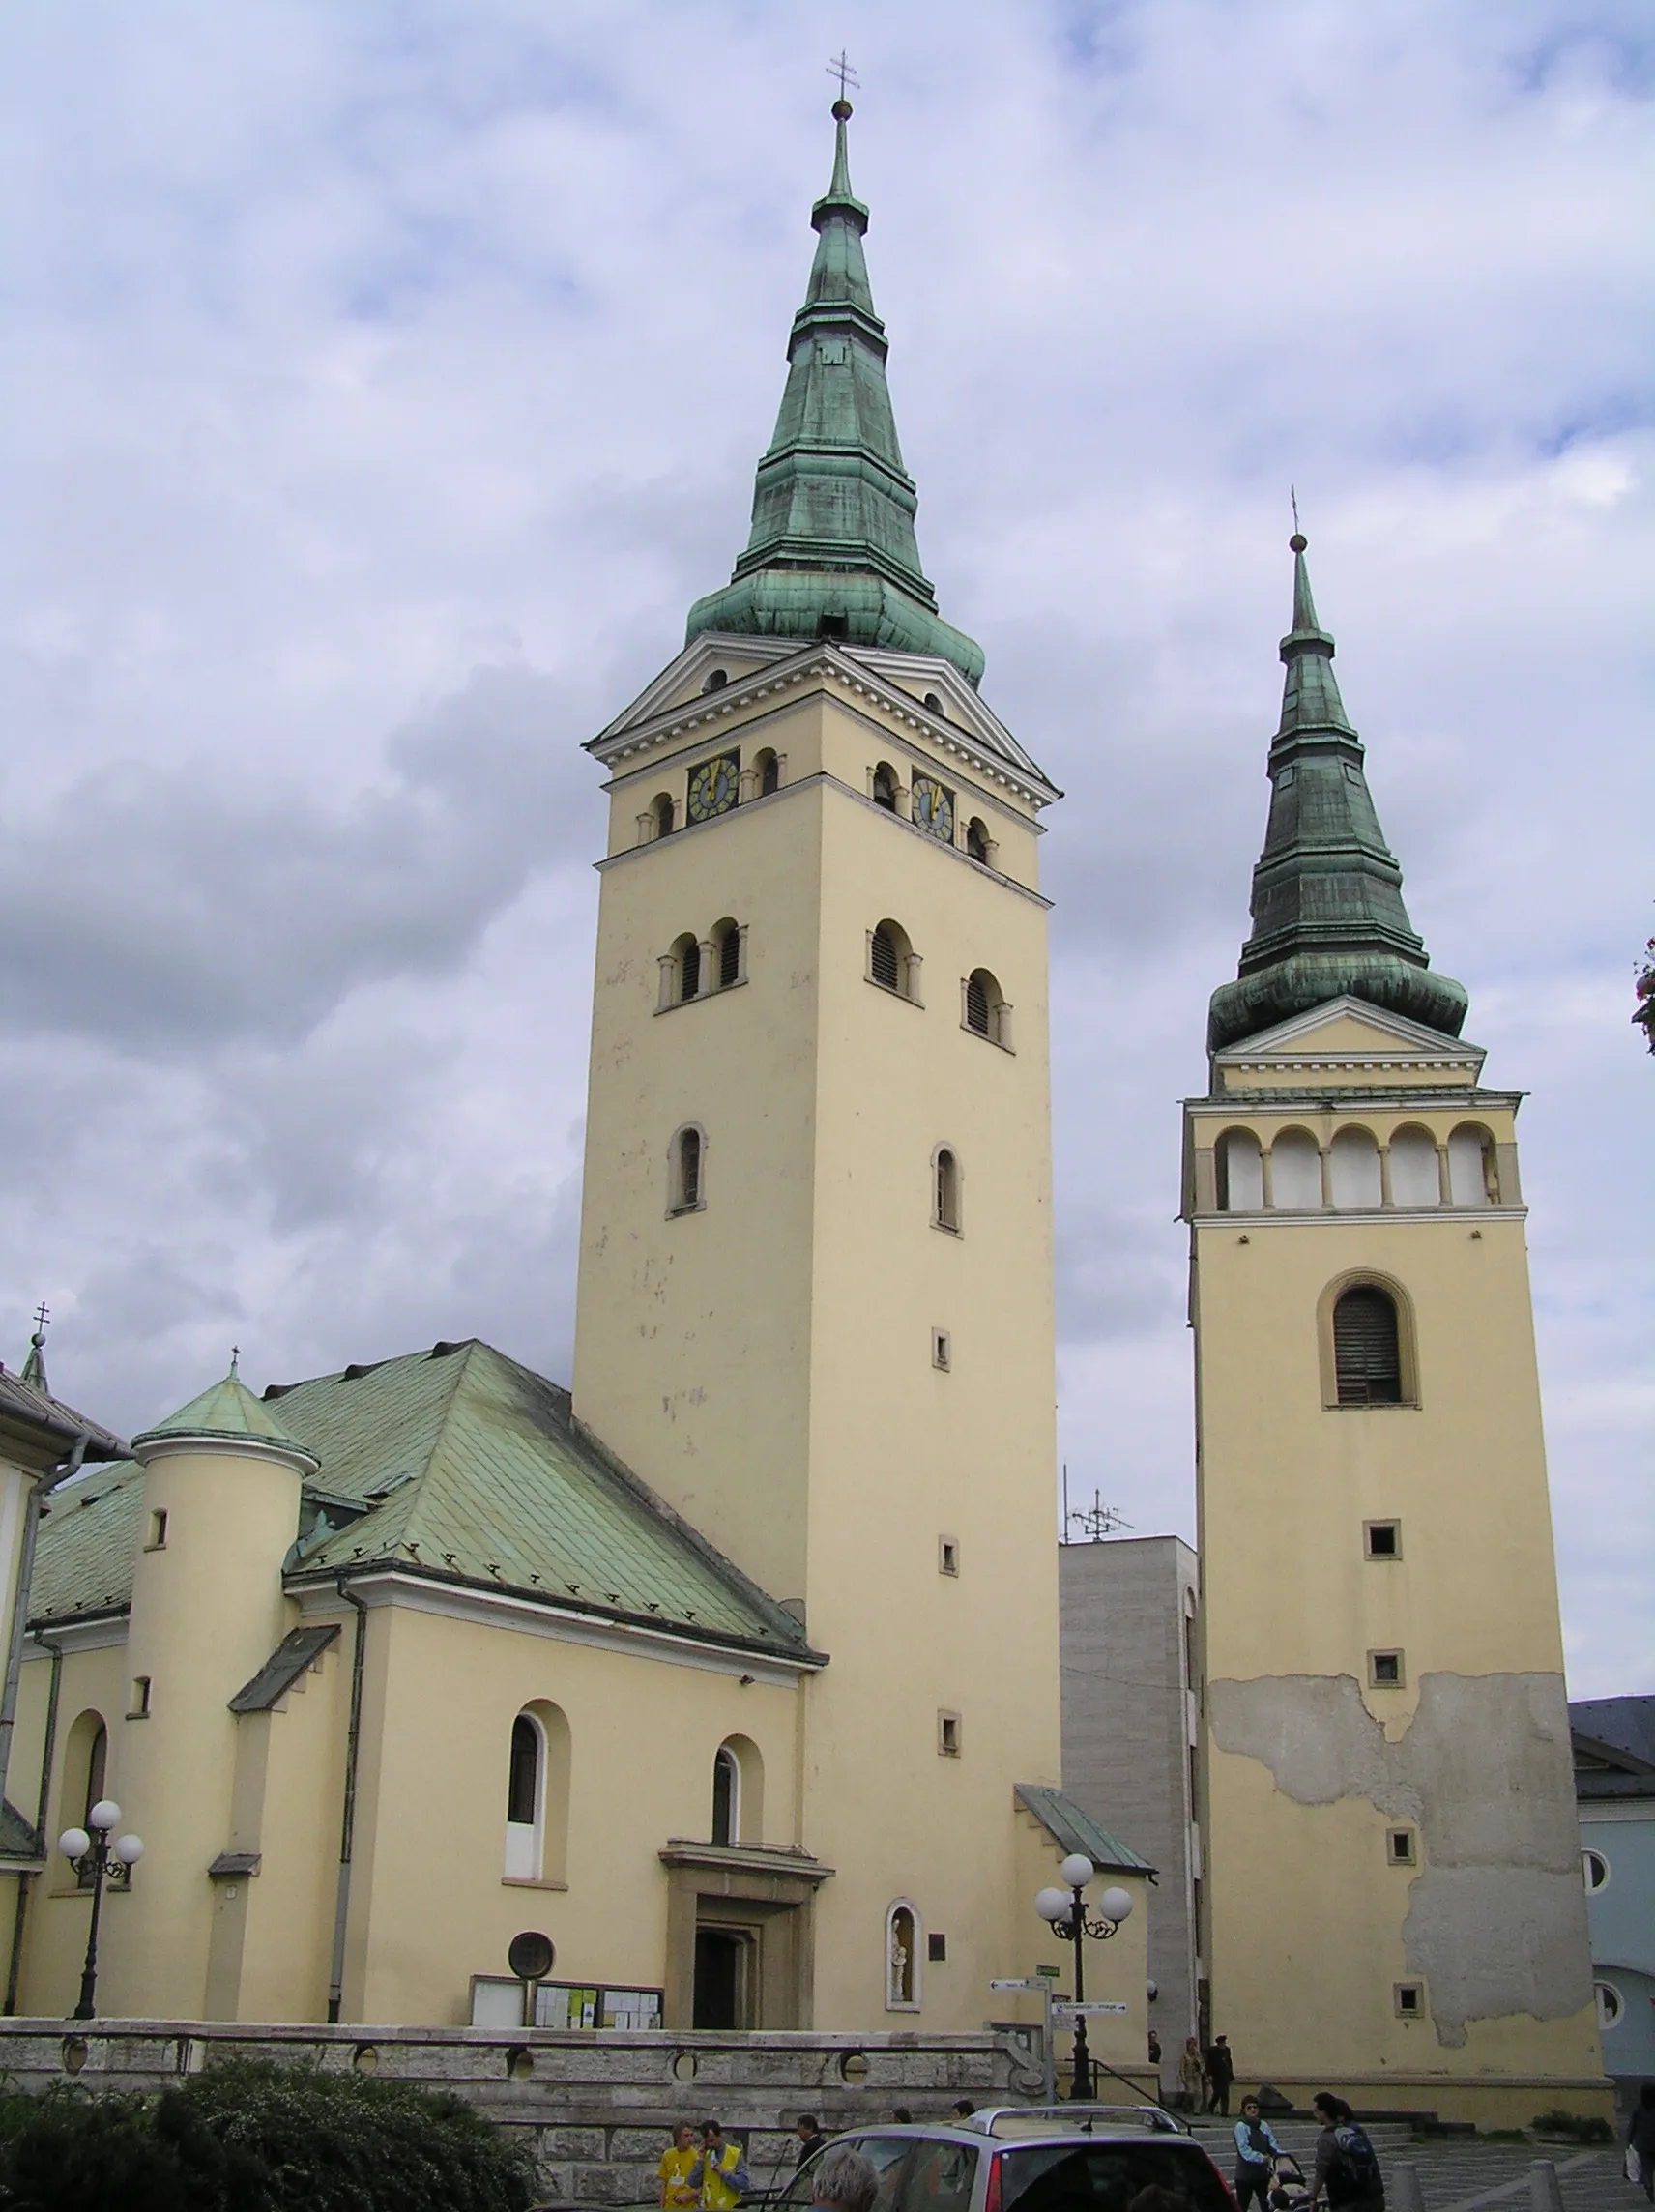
<box><xmin>927</xmin><ymin>1933</ymin><xmax>947</xmax><ymax>1963</ymax></box>
<box><xmin>932</xmin><ymin>1328</ymin><xmax>951</xmax><ymax>1371</ymax></box>
<box><xmin>129</xmin><ymin>1676</ymin><xmax>152</xmax><ymax>1718</ymax></box>
<box><xmin>1394</xmin><ymin>1981</ymin><xmax>1425</xmax><ymax>2018</ymax></box>
<box><xmin>1365</xmin><ymin>1521</ymin><xmax>1401</xmax><ymax>1559</ymax></box>
<box><xmin>1369</xmin><ymin>1649</ymin><xmax>1405</xmax><ymax>1688</ymax></box>
<box><xmin>1387</xmin><ymin>1827</ymin><xmax>1417</xmax><ymax>1866</ymax></box>
<box><xmin>939</xmin><ymin>1537</ymin><xmax>959</xmax><ymax>1577</ymax></box>
<box><xmin>146</xmin><ymin>1509</ymin><xmax>168</xmax><ymax>1551</ymax></box>
<box><xmin>938</xmin><ymin>1710</ymin><xmax>961</xmax><ymax>1758</ymax></box>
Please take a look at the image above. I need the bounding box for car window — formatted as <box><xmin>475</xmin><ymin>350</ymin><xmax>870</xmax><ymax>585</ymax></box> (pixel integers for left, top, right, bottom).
<box><xmin>1002</xmin><ymin>2142</ymin><xmax>1230</xmax><ymax>2212</ymax></box>
<box><xmin>840</xmin><ymin>2135</ymin><xmax>919</xmax><ymax>2212</ymax></box>
<box><xmin>898</xmin><ymin>2139</ymin><xmax>979</xmax><ymax>2212</ymax></box>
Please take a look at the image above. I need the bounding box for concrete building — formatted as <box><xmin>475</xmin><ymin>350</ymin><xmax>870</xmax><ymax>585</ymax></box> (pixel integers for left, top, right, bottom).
<box><xmin>1182</xmin><ymin>535</ymin><xmax>1606</xmax><ymax>2121</ymax></box>
<box><xmin>1059</xmin><ymin>1536</ymin><xmax>1200</xmax><ymax>2093</ymax></box>
<box><xmin>1571</xmin><ymin>1696</ymin><xmax>1655</xmax><ymax>2114</ymax></box>
<box><xmin>0</xmin><ymin>102</ymin><xmax>1154</xmax><ymax>2054</ymax></box>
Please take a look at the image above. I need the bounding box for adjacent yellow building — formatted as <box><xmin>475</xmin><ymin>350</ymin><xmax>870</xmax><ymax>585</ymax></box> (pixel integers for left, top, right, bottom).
<box><xmin>0</xmin><ymin>103</ymin><xmax>1151</xmax><ymax>2058</ymax></box>
<box><xmin>1185</xmin><ymin>536</ymin><xmax>1606</xmax><ymax>2121</ymax></box>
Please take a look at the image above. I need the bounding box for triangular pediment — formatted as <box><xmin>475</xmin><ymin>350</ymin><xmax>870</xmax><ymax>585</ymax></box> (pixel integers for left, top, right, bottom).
<box><xmin>1217</xmin><ymin>995</ymin><xmax>1485</xmax><ymax>1074</ymax></box>
<box><xmin>593</xmin><ymin>633</ymin><xmax>801</xmax><ymax>747</ymax></box>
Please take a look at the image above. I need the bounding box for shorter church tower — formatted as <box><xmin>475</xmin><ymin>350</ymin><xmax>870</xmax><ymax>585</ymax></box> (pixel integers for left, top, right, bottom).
<box><xmin>1184</xmin><ymin>538</ymin><xmax>1604</xmax><ymax>2120</ymax></box>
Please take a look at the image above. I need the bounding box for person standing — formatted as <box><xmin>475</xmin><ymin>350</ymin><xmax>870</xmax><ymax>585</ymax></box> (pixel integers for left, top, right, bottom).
<box><xmin>659</xmin><ymin>2123</ymin><xmax>700</xmax><ymax>2210</ymax></box>
<box><xmin>1176</xmin><ymin>2036</ymin><xmax>1205</xmax><ymax>2111</ymax></box>
<box><xmin>1203</xmin><ymin>2035</ymin><xmax>1234</xmax><ymax>2115</ymax></box>
<box><xmin>1308</xmin><ymin>2093</ymin><xmax>1384</xmax><ymax>2209</ymax></box>
<box><xmin>795</xmin><ymin>2117</ymin><xmax>828</xmax><ymax>2168</ymax></box>
<box><xmin>1628</xmin><ymin>2081</ymin><xmax>1655</xmax><ymax>2202</ymax></box>
<box><xmin>690</xmin><ymin>2121</ymin><xmax>751</xmax><ymax>2210</ymax></box>
<box><xmin>1231</xmin><ymin>2095</ymin><xmax>1281</xmax><ymax>2210</ymax></box>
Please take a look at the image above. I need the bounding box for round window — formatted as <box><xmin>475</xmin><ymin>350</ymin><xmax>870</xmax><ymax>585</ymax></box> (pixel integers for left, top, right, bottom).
<box><xmin>1594</xmin><ymin>1980</ymin><xmax>1623</xmax><ymax>2030</ymax></box>
<box><xmin>1582</xmin><ymin>1848</ymin><xmax>1610</xmax><ymax>1892</ymax></box>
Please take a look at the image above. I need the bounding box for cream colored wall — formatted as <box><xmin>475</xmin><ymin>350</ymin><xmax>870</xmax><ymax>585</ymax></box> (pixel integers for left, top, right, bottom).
<box><xmin>338</xmin><ymin>1598</ymin><xmax>803</xmax><ymax>2024</ymax></box>
<box><xmin>1188</xmin><ymin>1062</ymin><xmax>1600</xmax><ymax>2090</ymax></box>
<box><xmin>573</xmin><ymin>659</ymin><xmax>1060</xmax><ymax>2033</ymax></box>
<box><xmin>0</xmin><ymin>1463</ymin><xmax>32</xmax><ymax>1702</ymax></box>
<box><xmin>15</xmin><ymin>1637</ymin><xmax>131</xmax><ymax>2017</ymax></box>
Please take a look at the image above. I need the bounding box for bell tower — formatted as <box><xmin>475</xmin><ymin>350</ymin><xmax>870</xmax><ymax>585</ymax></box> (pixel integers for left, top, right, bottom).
<box><xmin>570</xmin><ymin>100</ymin><xmax>1064</xmax><ymax>2028</ymax></box>
<box><xmin>1183</xmin><ymin>537</ymin><xmax>1604</xmax><ymax>2119</ymax></box>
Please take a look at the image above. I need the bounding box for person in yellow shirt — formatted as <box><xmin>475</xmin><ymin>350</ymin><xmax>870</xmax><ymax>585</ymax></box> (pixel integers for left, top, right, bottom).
<box><xmin>689</xmin><ymin>2120</ymin><xmax>751</xmax><ymax>2209</ymax></box>
<box><xmin>659</xmin><ymin>2121</ymin><xmax>700</xmax><ymax>2209</ymax></box>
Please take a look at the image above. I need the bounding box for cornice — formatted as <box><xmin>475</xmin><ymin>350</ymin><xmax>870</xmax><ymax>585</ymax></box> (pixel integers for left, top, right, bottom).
<box><xmin>1186</xmin><ymin>1088</ymin><xmax>1522</xmax><ymax>1113</ymax></box>
<box><xmin>24</xmin><ymin>1611</ymin><xmax>128</xmax><ymax>1655</ymax></box>
<box><xmin>1187</xmin><ymin>1207</ymin><xmax>1529</xmax><ymax>1228</ymax></box>
<box><xmin>288</xmin><ymin>1568</ymin><xmax>823</xmax><ymax>1685</ymax></box>
<box><xmin>594</xmin><ymin>649</ymin><xmax>1058</xmax><ymax>810</ymax></box>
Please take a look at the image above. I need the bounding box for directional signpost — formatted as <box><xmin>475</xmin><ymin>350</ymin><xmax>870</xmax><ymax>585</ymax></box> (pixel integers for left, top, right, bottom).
<box><xmin>990</xmin><ymin>1978</ymin><xmax>1062</xmax><ymax>2102</ymax></box>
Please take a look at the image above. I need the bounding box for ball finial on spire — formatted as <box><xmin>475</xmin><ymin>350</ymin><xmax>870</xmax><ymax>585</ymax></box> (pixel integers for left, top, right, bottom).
<box><xmin>832</xmin><ymin>97</ymin><xmax>853</xmax><ymax>120</ymax></box>
<box><xmin>1290</xmin><ymin>532</ymin><xmax>1308</xmax><ymax>552</ymax></box>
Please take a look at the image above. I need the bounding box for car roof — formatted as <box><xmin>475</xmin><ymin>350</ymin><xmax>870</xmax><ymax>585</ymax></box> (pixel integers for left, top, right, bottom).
<box><xmin>832</xmin><ymin>2107</ymin><xmax>1193</xmax><ymax>2148</ymax></box>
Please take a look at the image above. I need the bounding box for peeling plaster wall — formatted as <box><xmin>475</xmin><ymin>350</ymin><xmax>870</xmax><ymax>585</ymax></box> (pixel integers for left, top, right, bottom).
<box><xmin>1208</xmin><ymin>1670</ymin><xmax>1591</xmax><ymax>2046</ymax></box>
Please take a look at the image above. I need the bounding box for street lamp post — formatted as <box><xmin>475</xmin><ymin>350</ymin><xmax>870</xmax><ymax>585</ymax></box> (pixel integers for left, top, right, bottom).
<box><xmin>57</xmin><ymin>1800</ymin><xmax>143</xmax><ymax>2021</ymax></box>
<box><xmin>1035</xmin><ymin>1853</ymin><xmax>1134</xmax><ymax>2101</ymax></box>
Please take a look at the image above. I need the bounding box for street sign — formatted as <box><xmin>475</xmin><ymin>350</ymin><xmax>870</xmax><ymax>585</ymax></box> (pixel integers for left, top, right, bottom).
<box><xmin>1035</xmin><ymin>1964</ymin><xmax>1061</xmax><ymax>1978</ymax></box>
<box><xmin>1051</xmin><ymin>2001</ymin><xmax>1128</xmax><ymax>2021</ymax></box>
<box><xmin>988</xmin><ymin>1978</ymin><xmax>1050</xmax><ymax>1994</ymax></box>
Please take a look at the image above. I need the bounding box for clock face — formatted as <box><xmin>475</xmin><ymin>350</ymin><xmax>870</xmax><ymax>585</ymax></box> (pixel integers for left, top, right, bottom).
<box><xmin>912</xmin><ymin>776</ymin><xmax>955</xmax><ymax>842</ymax></box>
<box><xmin>687</xmin><ymin>753</ymin><xmax>740</xmax><ymax>823</ymax></box>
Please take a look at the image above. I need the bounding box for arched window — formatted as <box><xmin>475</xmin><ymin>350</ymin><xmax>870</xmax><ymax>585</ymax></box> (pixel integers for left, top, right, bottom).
<box><xmin>670</xmin><ymin>1126</ymin><xmax>705</xmax><ymax>1214</ymax></box>
<box><xmin>886</xmin><ymin>1901</ymin><xmax>920</xmax><ymax>2010</ymax></box>
<box><xmin>62</xmin><ymin>1710</ymin><xmax>107</xmax><ymax>1832</ymax></box>
<box><xmin>962</xmin><ymin>968</ymin><xmax>1009</xmax><ymax>1046</ymax></box>
<box><xmin>1216</xmin><ymin>1128</ymin><xmax>1263</xmax><ymax>1211</ymax></box>
<box><xmin>923</xmin><ymin>691</ymin><xmax>945</xmax><ymax>718</ymax></box>
<box><xmin>712</xmin><ymin>918</ymin><xmax>743</xmax><ymax>990</ymax></box>
<box><xmin>671</xmin><ymin>933</ymin><xmax>701</xmax><ymax>1004</ymax></box>
<box><xmin>1448</xmin><ymin>1123</ymin><xmax>1498</xmax><ymax>1206</ymax></box>
<box><xmin>965</xmin><ymin>819</ymin><xmax>991</xmax><ymax>864</ymax></box>
<box><xmin>701</xmin><ymin>668</ymin><xmax>728</xmax><ymax>694</ymax></box>
<box><xmin>504</xmin><ymin>1702</ymin><xmax>571</xmax><ymax>1882</ymax></box>
<box><xmin>754</xmin><ymin>748</ymin><xmax>780</xmax><ymax>797</ymax></box>
<box><xmin>868</xmin><ymin>919</ymin><xmax>918</xmax><ymax>1001</ymax></box>
<box><xmin>1270</xmin><ymin>1128</ymin><xmax>1322</xmax><ymax>1210</ymax></box>
<box><xmin>653</xmin><ymin>793</ymin><xmax>676</xmax><ymax>838</ymax></box>
<box><xmin>1333</xmin><ymin>1285</ymin><xmax>1403</xmax><ymax>1407</ymax></box>
<box><xmin>872</xmin><ymin>762</ymin><xmax>899</xmax><ymax>812</ymax></box>
<box><xmin>1388</xmin><ymin>1125</ymin><xmax>1439</xmax><ymax>1208</ymax></box>
<box><xmin>711</xmin><ymin>1746</ymin><xmax>739</xmax><ymax>1846</ymax></box>
<box><xmin>933</xmin><ymin>1146</ymin><xmax>960</xmax><ymax>1233</ymax></box>
<box><xmin>1329</xmin><ymin>1127</ymin><xmax>1381</xmax><ymax>1209</ymax></box>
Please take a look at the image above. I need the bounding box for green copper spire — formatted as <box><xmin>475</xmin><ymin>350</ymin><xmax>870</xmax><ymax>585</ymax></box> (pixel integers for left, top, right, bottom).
<box><xmin>1207</xmin><ymin>534</ymin><xmax>1468</xmax><ymax>1052</ymax></box>
<box><xmin>685</xmin><ymin>101</ymin><xmax>985</xmax><ymax>685</ymax></box>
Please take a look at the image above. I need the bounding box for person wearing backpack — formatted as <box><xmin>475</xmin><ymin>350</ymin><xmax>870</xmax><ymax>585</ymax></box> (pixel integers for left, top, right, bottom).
<box><xmin>1232</xmin><ymin>2095</ymin><xmax>1283</xmax><ymax>2209</ymax></box>
<box><xmin>1309</xmin><ymin>2093</ymin><xmax>1384</xmax><ymax>2209</ymax></box>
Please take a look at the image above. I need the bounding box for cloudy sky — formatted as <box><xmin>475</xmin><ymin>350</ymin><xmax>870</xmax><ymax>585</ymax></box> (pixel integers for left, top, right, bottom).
<box><xmin>3</xmin><ymin>1</ymin><xmax>1649</xmax><ymax>1695</ymax></box>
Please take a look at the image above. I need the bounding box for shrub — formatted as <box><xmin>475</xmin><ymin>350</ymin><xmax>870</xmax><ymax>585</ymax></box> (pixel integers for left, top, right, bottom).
<box><xmin>0</xmin><ymin>2060</ymin><xmax>540</xmax><ymax>2212</ymax></box>
<box><xmin>1530</xmin><ymin>2108</ymin><xmax>1613</xmax><ymax>2143</ymax></box>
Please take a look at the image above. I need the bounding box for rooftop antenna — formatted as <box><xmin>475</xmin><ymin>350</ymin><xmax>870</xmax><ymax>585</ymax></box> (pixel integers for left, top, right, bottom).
<box><xmin>1063</xmin><ymin>1482</ymin><xmax>1133</xmax><ymax>1544</ymax></box>
<box><xmin>826</xmin><ymin>49</ymin><xmax>859</xmax><ymax>102</ymax></box>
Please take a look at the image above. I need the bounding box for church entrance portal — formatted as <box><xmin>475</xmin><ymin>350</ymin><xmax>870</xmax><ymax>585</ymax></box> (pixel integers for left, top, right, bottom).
<box><xmin>692</xmin><ymin>1928</ymin><xmax>750</xmax><ymax>2028</ymax></box>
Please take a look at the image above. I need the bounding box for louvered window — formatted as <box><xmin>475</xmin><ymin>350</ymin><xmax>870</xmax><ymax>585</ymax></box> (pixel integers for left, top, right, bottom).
<box><xmin>718</xmin><ymin>929</ymin><xmax>740</xmax><ymax>988</ymax></box>
<box><xmin>759</xmin><ymin>753</ymin><xmax>779</xmax><ymax>796</ymax></box>
<box><xmin>966</xmin><ymin>975</ymin><xmax>990</xmax><ymax>1034</ymax></box>
<box><xmin>871</xmin><ymin>927</ymin><xmax>900</xmax><ymax>990</ymax></box>
<box><xmin>681</xmin><ymin>941</ymin><xmax>701</xmax><ymax>1000</ymax></box>
<box><xmin>678</xmin><ymin>1129</ymin><xmax>702</xmax><ymax>1210</ymax></box>
<box><xmin>1333</xmin><ymin>1287</ymin><xmax>1402</xmax><ymax>1405</ymax></box>
<box><xmin>873</xmin><ymin>764</ymin><xmax>898</xmax><ymax>811</ymax></box>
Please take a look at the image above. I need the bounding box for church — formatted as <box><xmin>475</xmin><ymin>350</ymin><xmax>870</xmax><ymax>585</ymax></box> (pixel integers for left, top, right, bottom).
<box><xmin>0</xmin><ymin>97</ymin><xmax>1606</xmax><ymax>2121</ymax></box>
<box><xmin>0</xmin><ymin>98</ymin><xmax>1149</xmax><ymax>2054</ymax></box>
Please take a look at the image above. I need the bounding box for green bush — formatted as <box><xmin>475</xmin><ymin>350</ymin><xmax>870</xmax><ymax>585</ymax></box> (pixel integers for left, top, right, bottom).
<box><xmin>1529</xmin><ymin>2108</ymin><xmax>1613</xmax><ymax>2143</ymax></box>
<box><xmin>0</xmin><ymin>2060</ymin><xmax>540</xmax><ymax>2212</ymax></box>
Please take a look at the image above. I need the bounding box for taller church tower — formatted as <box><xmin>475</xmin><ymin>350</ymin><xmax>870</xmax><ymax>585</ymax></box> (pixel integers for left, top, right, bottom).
<box><xmin>570</xmin><ymin>103</ymin><xmax>1067</xmax><ymax>2027</ymax></box>
<box><xmin>1184</xmin><ymin>538</ymin><xmax>1604</xmax><ymax>2118</ymax></box>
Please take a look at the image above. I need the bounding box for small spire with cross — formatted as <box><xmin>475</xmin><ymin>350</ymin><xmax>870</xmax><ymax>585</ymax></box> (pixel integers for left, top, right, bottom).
<box><xmin>22</xmin><ymin>1302</ymin><xmax>50</xmax><ymax>1392</ymax></box>
<box><xmin>229</xmin><ymin>1345</ymin><xmax>242</xmax><ymax>1379</ymax></box>
<box><xmin>826</xmin><ymin>48</ymin><xmax>858</xmax><ymax>118</ymax></box>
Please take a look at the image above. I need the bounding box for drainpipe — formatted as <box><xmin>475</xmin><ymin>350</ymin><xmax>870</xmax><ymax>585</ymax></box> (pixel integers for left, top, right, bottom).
<box><xmin>0</xmin><ymin>1431</ymin><xmax>91</xmax><ymax>1819</ymax></box>
<box><xmin>327</xmin><ymin>1579</ymin><xmax>368</xmax><ymax>2024</ymax></box>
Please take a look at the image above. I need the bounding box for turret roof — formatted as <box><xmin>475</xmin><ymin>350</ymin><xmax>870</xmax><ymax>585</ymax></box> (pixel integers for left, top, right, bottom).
<box><xmin>131</xmin><ymin>1356</ymin><xmax>313</xmax><ymax>1459</ymax></box>
<box><xmin>685</xmin><ymin>102</ymin><xmax>985</xmax><ymax>685</ymax></box>
<box><xmin>1207</xmin><ymin>535</ymin><xmax>1469</xmax><ymax>1053</ymax></box>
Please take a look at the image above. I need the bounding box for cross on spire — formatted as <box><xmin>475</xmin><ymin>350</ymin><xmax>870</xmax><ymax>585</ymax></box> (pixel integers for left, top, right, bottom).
<box><xmin>826</xmin><ymin>48</ymin><xmax>859</xmax><ymax>102</ymax></box>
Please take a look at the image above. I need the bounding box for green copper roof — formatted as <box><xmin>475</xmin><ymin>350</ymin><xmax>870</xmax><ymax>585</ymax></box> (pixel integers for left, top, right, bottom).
<box><xmin>1207</xmin><ymin>535</ymin><xmax>1468</xmax><ymax>1053</ymax></box>
<box><xmin>686</xmin><ymin>103</ymin><xmax>985</xmax><ymax>686</ymax></box>
<box><xmin>131</xmin><ymin>1357</ymin><xmax>314</xmax><ymax>1460</ymax></box>
<box><xmin>30</xmin><ymin>1340</ymin><xmax>820</xmax><ymax>1663</ymax></box>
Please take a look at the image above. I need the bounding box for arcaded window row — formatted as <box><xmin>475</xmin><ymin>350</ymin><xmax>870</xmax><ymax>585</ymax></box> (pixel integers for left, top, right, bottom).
<box><xmin>1215</xmin><ymin>1121</ymin><xmax>1502</xmax><ymax>1211</ymax></box>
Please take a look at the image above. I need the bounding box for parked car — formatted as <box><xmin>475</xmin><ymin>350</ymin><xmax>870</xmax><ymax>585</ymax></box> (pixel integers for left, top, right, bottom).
<box><xmin>769</xmin><ymin>2106</ymin><xmax>1234</xmax><ymax>2212</ymax></box>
